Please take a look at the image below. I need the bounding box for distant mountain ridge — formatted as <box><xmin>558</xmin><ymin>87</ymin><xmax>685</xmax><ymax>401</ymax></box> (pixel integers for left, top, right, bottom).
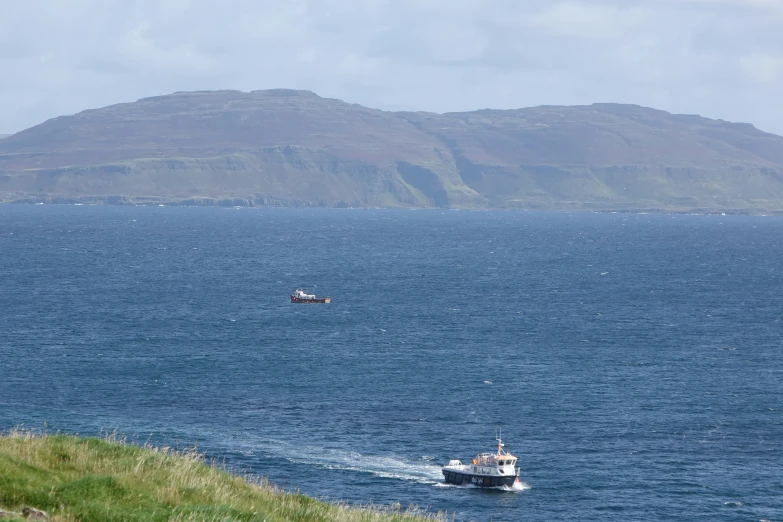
<box><xmin>1</xmin><ymin>89</ymin><xmax>783</xmax><ymax>212</ymax></box>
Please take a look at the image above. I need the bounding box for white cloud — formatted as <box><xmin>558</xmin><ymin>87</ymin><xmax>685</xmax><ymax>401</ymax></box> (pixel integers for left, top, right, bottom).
<box><xmin>740</xmin><ymin>52</ymin><xmax>783</xmax><ymax>85</ymax></box>
<box><xmin>527</xmin><ymin>2</ymin><xmax>650</xmax><ymax>40</ymax></box>
<box><xmin>668</xmin><ymin>0</ymin><xmax>783</xmax><ymax>9</ymax></box>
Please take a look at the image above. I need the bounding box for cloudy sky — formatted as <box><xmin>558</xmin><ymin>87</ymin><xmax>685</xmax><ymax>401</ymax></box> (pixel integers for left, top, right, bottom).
<box><xmin>2</xmin><ymin>0</ymin><xmax>783</xmax><ymax>134</ymax></box>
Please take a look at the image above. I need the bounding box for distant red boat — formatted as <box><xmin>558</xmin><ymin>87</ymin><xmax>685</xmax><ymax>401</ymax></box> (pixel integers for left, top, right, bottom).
<box><xmin>290</xmin><ymin>289</ymin><xmax>331</xmax><ymax>304</ymax></box>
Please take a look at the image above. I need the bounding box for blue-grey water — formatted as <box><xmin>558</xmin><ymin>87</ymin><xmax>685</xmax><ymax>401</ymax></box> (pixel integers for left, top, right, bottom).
<box><xmin>1</xmin><ymin>206</ymin><xmax>781</xmax><ymax>521</ymax></box>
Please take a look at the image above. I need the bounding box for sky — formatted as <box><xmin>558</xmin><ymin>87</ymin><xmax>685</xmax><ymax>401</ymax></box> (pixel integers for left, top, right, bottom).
<box><xmin>1</xmin><ymin>0</ymin><xmax>783</xmax><ymax>135</ymax></box>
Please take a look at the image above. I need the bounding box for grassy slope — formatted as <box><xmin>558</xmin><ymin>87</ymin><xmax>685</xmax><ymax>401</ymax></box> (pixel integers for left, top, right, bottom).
<box><xmin>0</xmin><ymin>431</ymin><xmax>439</xmax><ymax>522</ymax></box>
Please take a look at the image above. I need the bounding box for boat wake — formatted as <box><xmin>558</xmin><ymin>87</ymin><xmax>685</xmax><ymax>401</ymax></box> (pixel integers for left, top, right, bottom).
<box><xmin>237</xmin><ymin>437</ymin><xmax>444</xmax><ymax>484</ymax></box>
<box><xmin>290</xmin><ymin>452</ymin><xmax>445</xmax><ymax>484</ymax></box>
<box><xmin>505</xmin><ymin>480</ymin><xmax>531</xmax><ymax>492</ymax></box>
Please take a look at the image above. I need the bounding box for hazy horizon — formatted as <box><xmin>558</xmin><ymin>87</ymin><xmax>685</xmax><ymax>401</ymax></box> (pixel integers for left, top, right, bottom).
<box><xmin>2</xmin><ymin>0</ymin><xmax>783</xmax><ymax>135</ymax></box>
<box><xmin>3</xmin><ymin>87</ymin><xmax>783</xmax><ymax>139</ymax></box>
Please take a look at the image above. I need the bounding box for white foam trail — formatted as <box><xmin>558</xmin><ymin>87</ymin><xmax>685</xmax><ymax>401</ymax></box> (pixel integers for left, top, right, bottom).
<box><xmin>239</xmin><ymin>438</ymin><xmax>443</xmax><ymax>484</ymax></box>
<box><xmin>288</xmin><ymin>450</ymin><xmax>444</xmax><ymax>484</ymax></box>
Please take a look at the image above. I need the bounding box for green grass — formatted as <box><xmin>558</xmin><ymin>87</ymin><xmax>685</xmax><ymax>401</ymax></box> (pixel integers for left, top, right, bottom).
<box><xmin>0</xmin><ymin>430</ymin><xmax>443</xmax><ymax>522</ymax></box>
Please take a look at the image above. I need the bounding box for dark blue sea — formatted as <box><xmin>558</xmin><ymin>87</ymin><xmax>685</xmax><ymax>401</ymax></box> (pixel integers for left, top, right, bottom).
<box><xmin>1</xmin><ymin>206</ymin><xmax>781</xmax><ymax>521</ymax></box>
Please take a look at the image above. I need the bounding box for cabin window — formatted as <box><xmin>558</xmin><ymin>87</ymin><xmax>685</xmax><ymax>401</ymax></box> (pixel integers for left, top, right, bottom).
<box><xmin>499</xmin><ymin>460</ymin><xmax>505</xmax><ymax>465</ymax></box>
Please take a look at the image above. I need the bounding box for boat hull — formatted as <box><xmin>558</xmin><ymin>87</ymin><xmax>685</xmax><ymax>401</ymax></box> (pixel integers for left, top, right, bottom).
<box><xmin>442</xmin><ymin>470</ymin><xmax>517</xmax><ymax>488</ymax></box>
<box><xmin>290</xmin><ymin>295</ymin><xmax>331</xmax><ymax>303</ymax></box>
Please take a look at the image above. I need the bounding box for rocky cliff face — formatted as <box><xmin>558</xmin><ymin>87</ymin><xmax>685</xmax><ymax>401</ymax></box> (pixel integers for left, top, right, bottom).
<box><xmin>2</xmin><ymin>90</ymin><xmax>783</xmax><ymax>212</ymax></box>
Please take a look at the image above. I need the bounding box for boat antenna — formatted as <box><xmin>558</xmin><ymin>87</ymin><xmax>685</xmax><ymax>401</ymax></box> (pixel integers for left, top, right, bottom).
<box><xmin>496</xmin><ymin>427</ymin><xmax>504</xmax><ymax>455</ymax></box>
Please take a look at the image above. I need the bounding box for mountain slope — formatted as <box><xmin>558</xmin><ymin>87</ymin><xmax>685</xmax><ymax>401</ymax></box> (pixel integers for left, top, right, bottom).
<box><xmin>2</xmin><ymin>90</ymin><xmax>783</xmax><ymax>212</ymax></box>
<box><xmin>400</xmin><ymin>104</ymin><xmax>783</xmax><ymax>210</ymax></box>
<box><xmin>0</xmin><ymin>89</ymin><xmax>481</xmax><ymax>207</ymax></box>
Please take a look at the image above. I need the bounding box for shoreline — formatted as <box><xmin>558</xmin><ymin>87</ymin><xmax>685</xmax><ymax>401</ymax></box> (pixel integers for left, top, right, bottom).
<box><xmin>1</xmin><ymin>194</ymin><xmax>782</xmax><ymax>216</ymax></box>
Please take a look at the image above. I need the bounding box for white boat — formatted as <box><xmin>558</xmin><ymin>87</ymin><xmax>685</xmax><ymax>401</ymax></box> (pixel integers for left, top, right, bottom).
<box><xmin>442</xmin><ymin>432</ymin><xmax>521</xmax><ymax>488</ymax></box>
<box><xmin>290</xmin><ymin>288</ymin><xmax>331</xmax><ymax>303</ymax></box>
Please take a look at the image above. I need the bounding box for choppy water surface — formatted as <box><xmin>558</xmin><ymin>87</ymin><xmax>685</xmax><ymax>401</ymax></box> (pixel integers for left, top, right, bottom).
<box><xmin>1</xmin><ymin>206</ymin><xmax>781</xmax><ymax>521</ymax></box>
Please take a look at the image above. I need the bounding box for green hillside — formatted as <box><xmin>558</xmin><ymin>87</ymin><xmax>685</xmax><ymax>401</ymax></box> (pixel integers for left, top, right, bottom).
<box><xmin>0</xmin><ymin>431</ymin><xmax>438</xmax><ymax>522</ymax></box>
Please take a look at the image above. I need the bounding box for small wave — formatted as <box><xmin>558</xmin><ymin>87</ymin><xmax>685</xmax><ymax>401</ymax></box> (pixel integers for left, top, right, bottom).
<box><xmin>723</xmin><ymin>501</ymin><xmax>743</xmax><ymax>507</ymax></box>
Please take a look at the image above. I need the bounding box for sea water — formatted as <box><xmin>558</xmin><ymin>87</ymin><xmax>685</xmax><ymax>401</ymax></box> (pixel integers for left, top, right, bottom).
<box><xmin>0</xmin><ymin>206</ymin><xmax>781</xmax><ymax>521</ymax></box>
